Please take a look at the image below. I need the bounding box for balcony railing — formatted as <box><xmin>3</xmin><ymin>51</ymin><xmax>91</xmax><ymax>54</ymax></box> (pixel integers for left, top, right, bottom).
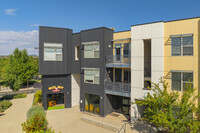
<box><xmin>105</xmin><ymin>82</ymin><xmax>131</xmax><ymax>97</ymax></box>
<box><xmin>105</xmin><ymin>55</ymin><xmax>131</xmax><ymax>68</ymax></box>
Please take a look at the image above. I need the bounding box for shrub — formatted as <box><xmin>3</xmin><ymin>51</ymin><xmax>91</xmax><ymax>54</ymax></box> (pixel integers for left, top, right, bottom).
<box><xmin>22</xmin><ymin>105</ymin><xmax>48</xmax><ymax>132</ymax></box>
<box><xmin>0</xmin><ymin>94</ymin><xmax>15</xmax><ymax>100</ymax></box>
<box><xmin>21</xmin><ymin>112</ymin><xmax>48</xmax><ymax>132</ymax></box>
<box><xmin>27</xmin><ymin>105</ymin><xmax>45</xmax><ymax>118</ymax></box>
<box><xmin>0</xmin><ymin>100</ymin><xmax>12</xmax><ymax>112</ymax></box>
<box><xmin>13</xmin><ymin>93</ymin><xmax>27</xmax><ymax>99</ymax></box>
<box><xmin>34</xmin><ymin>90</ymin><xmax>42</xmax><ymax>103</ymax></box>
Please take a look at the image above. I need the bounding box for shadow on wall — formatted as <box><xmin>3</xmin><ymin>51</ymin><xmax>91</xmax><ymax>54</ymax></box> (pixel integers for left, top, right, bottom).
<box><xmin>73</xmin><ymin>74</ymin><xmax>81</xmax><ymax>87</ymax></box>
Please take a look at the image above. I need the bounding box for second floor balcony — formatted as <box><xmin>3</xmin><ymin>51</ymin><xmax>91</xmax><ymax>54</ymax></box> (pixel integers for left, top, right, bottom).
<box><xmin>106</xmin><ymin>55</ymin><xmax>131</xmax><ymax>68</ymax></box>
<box><xmin>105</xmin><ymin>81</ymin><xmax>131</xmax><ymax>97</ymax></box>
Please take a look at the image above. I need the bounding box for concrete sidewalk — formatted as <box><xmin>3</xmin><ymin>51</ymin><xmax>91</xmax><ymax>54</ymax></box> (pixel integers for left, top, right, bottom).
<box><xmin>0</xmin><ymin>94</ymin><xmax>34</xmax><ymax>133</ymax></box>
<box><xmin>46</xmin><ymin>107</ymin><xmax>114</xmax><ymax>133</ymax></box>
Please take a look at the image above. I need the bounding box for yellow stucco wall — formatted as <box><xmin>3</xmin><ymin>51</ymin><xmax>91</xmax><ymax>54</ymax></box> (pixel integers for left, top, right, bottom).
<box><xmin>113</xmin><ymin>31</ymin><xmax>131</xmax><ymax>58</ymax></box>
<box><xmin>113</xmin><ymin>31</ymin><xmax>131</xmax><ymax>40</ymax></box>
<box><xmin>164</xmin><ymin>18</ymin><xmax>200</xmax><ymax>95</ymax></box>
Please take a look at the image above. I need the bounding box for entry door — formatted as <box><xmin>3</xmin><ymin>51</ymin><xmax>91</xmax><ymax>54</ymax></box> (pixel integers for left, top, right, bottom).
<box><xmin>115</xmin><ymin>69</ymin><xmax>122</xmax><ymax>82</ymax></box>
<box><xmin>115</xmin><ymin>44</ymin><xmax>121</xmax><ymax>62</ymax></box>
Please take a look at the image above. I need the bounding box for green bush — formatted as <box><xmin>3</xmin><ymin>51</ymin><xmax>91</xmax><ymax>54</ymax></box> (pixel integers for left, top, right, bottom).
<box><xmin>22</xmin><ymin>112</ymin><xmax>48</xmax><ymax>132</ymax></box>
<box><xmin>27</xmin><ymin>105</ymin><xmax>45</xmax><ymax>118</ymax></box>
<box><xmin>22</xmin><ymin>105</ymin><xmax>48</xmax><ymax>132</ymax></box>
<box><xmin>0</xmin><ymin>100</ymin><xmax>12</xmax><ymax>112</ymax></box>
<box><xmin>0</xmin><ymin>93</ymin><xmax>27</xmax><ymax>100</ymax></box>
<box><xmin>34</xmin><ymin>90</ymin><xmax>42</xmax><ymax>103</ymax></box>
<box><xmin>13</xmin><ymin>93</ymin><xmax>27</xmax><ymax>99</ymax></box>
<box><xmin>0</xmin><ymin>94</ymin><xmax>15</xmax><ymax>100</ymax></box>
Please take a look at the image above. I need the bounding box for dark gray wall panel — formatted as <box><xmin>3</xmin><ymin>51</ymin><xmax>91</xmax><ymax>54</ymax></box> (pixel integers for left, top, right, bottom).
<box><xmin>71</xmin><ymin>33</ymin><xmax>81</xmax><ymax>73</ymax></box>
<box><xmin>79</xmin><ymin>27</ymin><xmax>113</xmax><ymax>116</ymax></box>
<box><xmin>42</xmin><ymin>75</ymin><xmax>71</xmax><ymax>109</ymax></box>
<box><xmin>39</xmin><ymin>26</ymin><xmax>72</xmax><ymax>75</ymax></box>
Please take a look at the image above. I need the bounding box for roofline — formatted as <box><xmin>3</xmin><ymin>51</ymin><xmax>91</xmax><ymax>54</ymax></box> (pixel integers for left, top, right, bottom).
<box><xmin>39</xmin><ymin>26</ymin><xmax>73</xmax><ymax>31</ymax></box>
<box><xmin>114</xmin><ymin>30</ymin><xmax>131</xmax><ymax>33</ymax></box>
<box><xmin>131</xmin><ymin>16</ymin><xmax>200</xmax><ymax>27</ymax></box>
<box><xmin>81</xmin><ymin>27</ymin><xmax>114</xmax><ymax>32</ymax></box>
<box><xmin>164</xmin><ymin>16</ymin><xmax>200</xmax><ymax>23</ymax></box>
<box><xmin>131</xmin><ymin>21</ymin><xmax>163</xmax><ymax>27</ymax></box>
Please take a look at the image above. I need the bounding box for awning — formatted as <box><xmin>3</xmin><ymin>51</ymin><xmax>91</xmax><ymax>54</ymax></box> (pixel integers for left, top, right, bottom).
<box><xmin>170</xmin><ymin>33</ymin><xmax>193</xmax><ymax>38</ymax></box>
<box><xmin>81</xmin><ymin>41</ymin><xmax>99</xmax><ymax>45</ymax></box>
<box><xmin>111</xmin><ymin>38</ymin><xmax>131</xmax><ymax>42</ymax></box>
<box><xmin>170</xmin><ymin>70</ymin><xmax>193</xmax><ymax>73</ymax></box>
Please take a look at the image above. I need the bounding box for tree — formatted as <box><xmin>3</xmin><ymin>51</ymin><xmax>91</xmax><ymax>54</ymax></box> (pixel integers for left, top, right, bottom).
<box><xmin>3</xmin><ymin>48</ymin><xmax>38</xmax><ymax>91</ymax></box>
<box><xmin>135</xmin><ymin>78</ymin><xmax>200</xmax><ymax>133</ymax></box>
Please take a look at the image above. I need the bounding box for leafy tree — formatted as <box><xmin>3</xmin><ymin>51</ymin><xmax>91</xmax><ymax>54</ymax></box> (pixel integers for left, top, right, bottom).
<box><xmin>135</xmin><ymin>78</ymin><xmax>200</xmax><ymax>133</ymax></box>
<box><xmin>3</xmin><ymin>48</ymin><xmax>38</xmax><ymax>91</ymax></box>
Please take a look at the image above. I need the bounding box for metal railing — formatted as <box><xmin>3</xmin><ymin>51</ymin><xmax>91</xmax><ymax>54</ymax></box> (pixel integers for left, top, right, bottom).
<box><xmin>117</xmin><ymin>123</ymin><xmax>127</xmax><ymax>133</ymax></box>
<box><xmin>106</xmin><ymin>55</ymin><xmax>131</xmax><ymax>67</ymax></box>
<box><xmin>105</xmin><ymin>82</ymin><xmax>131</xmax><ymax>93</ymax></box>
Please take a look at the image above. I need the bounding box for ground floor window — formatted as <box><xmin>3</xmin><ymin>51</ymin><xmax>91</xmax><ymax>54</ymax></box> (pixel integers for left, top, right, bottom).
<box><xmin>171</xmin><ymin>72</ymin><xmax>193</xmax><ymax>91</ymax></box>
<box><xmin>85</xmin><ymin>93</ymin><xmax>100</xmax><ymax>114</ymax></box>
<box><xmin>47</xmin><ymin>93</ymin><xmax>64</xmax><ymax>110</ymax></box>
<box><xmin>112</xmin><ymin>95</ymin><xmax>130</xmax><ymax>115</ymax></box>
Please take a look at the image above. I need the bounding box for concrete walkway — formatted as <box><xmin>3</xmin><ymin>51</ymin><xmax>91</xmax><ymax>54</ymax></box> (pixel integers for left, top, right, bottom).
<box><xmin>0</xmin><ymin>94</ymin><xmax>34</xmax><ymax>133</ymax></box>
<box><xmin>46</xmin><ymin>107</ymin><xmax>114</xmax><ymax>133</ymax></box>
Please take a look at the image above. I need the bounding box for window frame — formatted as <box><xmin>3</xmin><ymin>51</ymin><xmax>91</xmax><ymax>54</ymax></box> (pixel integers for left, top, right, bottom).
<box><xmin>171</xmin><ymin>71</ymin><xmax>193</xmax><ymax>91</ymax></box>
<box><xmin>84</xmin><ymin>68</ymin><xmax>100</xmax><ymax>84</ymax></box>
<box><xmin>75</xmin><ymin>46</ymin><xmax>80</xmax><ymax>61</ymax></box>
<box><xmin>171</xmin><ymin>35</ymin><xmax>193</xmax><ymax>56</ymax></box>
<box><xmin>123</xmin><ymin>43</ymin><xmax>130</xmax><ymax>58</ymax></box>
<box><xmin>43</xmin><ymin>42</ymin><xmax>63</xmax><ymax>61</ymax></box>
<box><xmin>83</xmin><ymin>42</ymin><xmax>100</xmax><ymax>59</ymax></box>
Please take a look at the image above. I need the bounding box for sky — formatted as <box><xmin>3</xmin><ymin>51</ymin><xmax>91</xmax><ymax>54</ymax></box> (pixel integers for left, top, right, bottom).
<box><xmin>0</xmin><ymin>0</ymin><xmax>200</xmax><ymax>55</ymax></box>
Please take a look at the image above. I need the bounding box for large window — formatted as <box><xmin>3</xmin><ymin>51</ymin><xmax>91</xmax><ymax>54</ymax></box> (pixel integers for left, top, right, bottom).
<box><xmin>123</xmin><ymin>43</ymin><xmax>130</xmax><ymax>58</ymax></box>
<box><xmin>84</xmin><ymin>68</ymin><xmax>100</xmax><ymax>84</ymax></box>
<box><xmin>84</xmin><ymin>42</ymin><xmax>99</xmax><ymax>58</ymax></box>
<box><xmin>44</xmin><ymin>43</ymin><xmax>63</xmax><ymax>61</ymax></box>
<box><xmin>171</xmin><ymin>72</ymin><xmax>193</xmax><ymax>91</ymax></box>
<box><xmin>171</xmin><ymin>35</ymin><xmax>193</xmax><ymax>56</ymax></box>
<box><xmin>85</xmin><ymin>93</ymin><xmax>100</xmax><ymax>114</ymax></box>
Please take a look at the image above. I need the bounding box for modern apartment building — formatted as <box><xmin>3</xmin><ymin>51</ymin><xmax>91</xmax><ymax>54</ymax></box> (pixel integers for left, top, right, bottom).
<box><xmin>39</xmin><ymin>16</ymin><xmax>200</xmax><ymax>123</ymax></box>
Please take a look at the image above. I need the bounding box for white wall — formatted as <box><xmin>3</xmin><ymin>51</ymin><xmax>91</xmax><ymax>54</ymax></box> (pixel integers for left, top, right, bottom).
<box><xmin>131</xmin><ymin>22</ymin><xmax>164</xmax><ymax>122</ymax></box>
<box><xmin>71</xmin><ymin>74</ymin><xmax>80</xmax><ymax>107</ymax></box>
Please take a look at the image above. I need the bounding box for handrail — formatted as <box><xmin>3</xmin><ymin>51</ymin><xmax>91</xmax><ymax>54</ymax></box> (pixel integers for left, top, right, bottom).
<box><xmin>117</xmin><ymin>123</ymin><xmax>127</xmax><ymax>133</ymax></box>
<box><xmin>105</xmin><ymin>82</ymin><xmax>131</xmax><ymax>93</ymax></box>
<box><xmin>106</xmin><ymin>55</ymin><xmax>131</xmax><ymax>64</ymax></box>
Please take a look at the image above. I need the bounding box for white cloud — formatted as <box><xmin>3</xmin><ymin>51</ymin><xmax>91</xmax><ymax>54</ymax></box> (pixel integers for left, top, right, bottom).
<box><xmin>0</xmin><ymin>30</ymin><xmax>39</xmax><ymax>55</ymax></box>
<box><xmin>5</xmin><ymin>8</ymin><xmax>18</xmax><ymax>16</ymax></box>
<box><xmin>30</xmin><ymin>24</ymin><xmax>40</xmax><ymax>27</ymax></box>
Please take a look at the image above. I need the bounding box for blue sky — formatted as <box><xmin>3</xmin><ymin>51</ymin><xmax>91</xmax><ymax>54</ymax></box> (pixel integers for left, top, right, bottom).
<box><xmin>0</xmin><ymin>0</ymin><xmax>200</xmax><ymax>55</ymax></box>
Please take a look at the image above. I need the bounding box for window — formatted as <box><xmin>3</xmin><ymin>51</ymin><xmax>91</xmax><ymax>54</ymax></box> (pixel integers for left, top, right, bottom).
<box><xmin>84</xmin><ymin>42</ymin><xmax>99</xmax><ymax>58</ymax></box>
<box><xmin>171</xmin><ymin>72</ymin><xmax>193</xmax><ymax>91</ymax></box>
<box><xmin>171</xmin><ymin>35</ymin><xmax>193</xmax><ymax>56</ymax></box>
<box><xmin>44</xmin><ymin>43</ymin><xmax>63</xmax><ymax>61</ymax></box>
<box><xmin>75</xmin><ymin>46</ymin><xmax>80</xmax><ymax>60</ymax></box>
<box><xmin>84</xmin><ymin>68</ymin><xmax>100</xmax><ymax>84</ymax></box>
<box><xmin>123</xmin><ymin>43</ymin><xmax>130</xmax><ymax>58</ymax></box>
<box><xmin>124</xmin><ymin>70</ymin><xmax>131</xmax><ymax>83</ymax></box>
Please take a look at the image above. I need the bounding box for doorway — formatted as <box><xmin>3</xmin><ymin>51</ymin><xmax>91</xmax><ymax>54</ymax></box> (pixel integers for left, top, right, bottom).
<box><xmin>85</xmin><ymin>93</ymin><xmax>100</xmax><ymax>114</ymax></box>
<box><xmin>115</xmin><ymin>44</ymin><xmax>121</xmax><ymax>62</ymax></box>
<box><xmin>47</xmin><ymin>93</ymin><xmax>64</xmax><ymax>110</ymax></box>
<box><xmin>115</xmin><ymin>69</ymin><xmax>122</xmax><ymax>82</ymax></box>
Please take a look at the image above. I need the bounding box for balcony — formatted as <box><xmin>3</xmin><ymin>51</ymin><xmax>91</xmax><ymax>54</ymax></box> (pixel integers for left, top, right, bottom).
<box><xmin>105</xmin><ymin>82</ymin><xmax>131</xmax><ymax>97</ymax></box>
<box><xmin>105</xmin><ymin>55</ymin><xmax>131</xmax><ymax>68</ymax></box>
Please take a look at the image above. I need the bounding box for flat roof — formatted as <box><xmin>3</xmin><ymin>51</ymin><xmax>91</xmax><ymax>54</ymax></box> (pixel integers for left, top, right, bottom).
<box><xmin>131</xmin><ymin>16</ymin><xmax>200</xmax><ymax>27</ymax></box>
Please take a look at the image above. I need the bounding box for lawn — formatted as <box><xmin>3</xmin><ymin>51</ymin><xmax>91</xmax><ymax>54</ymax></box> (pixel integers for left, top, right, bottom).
<box><xmin>47</xmin><ymin>106</ymin><xmax>65</xmax><ymax>110</ymax></box>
